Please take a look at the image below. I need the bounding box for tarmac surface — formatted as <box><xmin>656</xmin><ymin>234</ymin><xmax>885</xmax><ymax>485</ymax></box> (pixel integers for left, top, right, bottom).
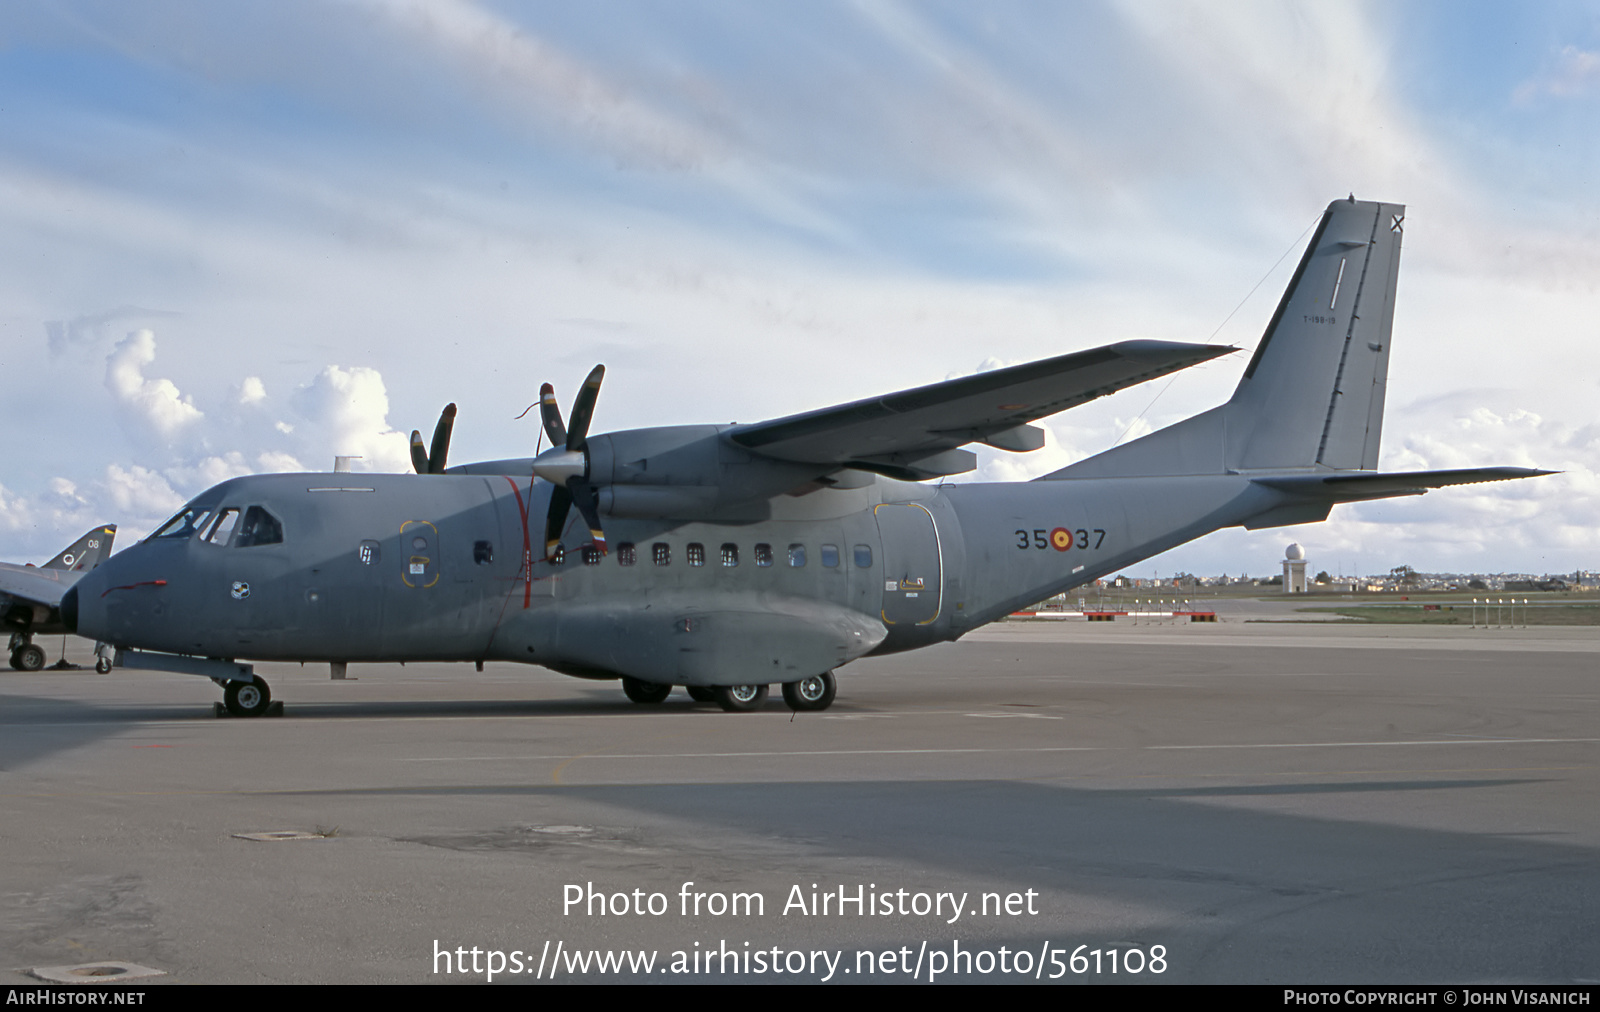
<box><xmin>2</xmin><ymin>619</ymin><xmax>1597</xmax><ymax>985</ymax></box>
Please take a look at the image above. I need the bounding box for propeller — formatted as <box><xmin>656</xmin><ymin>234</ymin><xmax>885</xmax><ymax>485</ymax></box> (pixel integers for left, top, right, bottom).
<box><xmin>410</xmin><ymin>403</ymin><xmax>457</xmax><ymax>475</ymax></box>
<box><xmin>532</xmin><ymin>366</ymin><xmax>606</xmax><ymax>558</ymax></box>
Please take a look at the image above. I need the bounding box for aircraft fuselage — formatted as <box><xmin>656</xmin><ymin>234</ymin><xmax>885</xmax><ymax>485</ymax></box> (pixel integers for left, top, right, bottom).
<box><xmin>66</xmin><ymin>467</ymin><xmax>1301</xmax><ymax>687</ymax></box>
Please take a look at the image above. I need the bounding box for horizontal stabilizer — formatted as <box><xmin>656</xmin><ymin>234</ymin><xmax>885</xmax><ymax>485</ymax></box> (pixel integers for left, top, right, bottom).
<box><xmin>1253</xmin><ymin>467</ymin><xmax>1555</xmax><ymax>501</ymax></box>
<box><xmin>729</xmin><ymin>340</ymin><xmax>1234</xmax><ymax>474</ymax></box>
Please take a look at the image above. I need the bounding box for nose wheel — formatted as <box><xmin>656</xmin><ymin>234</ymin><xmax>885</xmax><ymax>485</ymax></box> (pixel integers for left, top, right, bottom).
<box><xmin>223</xmin><ymin>676</ymin><xmax>273</xmax><ymax>717</ymax></box>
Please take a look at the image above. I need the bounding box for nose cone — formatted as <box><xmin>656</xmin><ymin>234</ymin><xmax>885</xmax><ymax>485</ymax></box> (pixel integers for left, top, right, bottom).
<box><xmin>60</xmin><ymin>585</ymin><xmax>78</xmax><ymax>633</ymax></box>
<box><xmin>64</xmin><ymin>558</ymin><xmax>118</xmax><ymax>643</ymax></box>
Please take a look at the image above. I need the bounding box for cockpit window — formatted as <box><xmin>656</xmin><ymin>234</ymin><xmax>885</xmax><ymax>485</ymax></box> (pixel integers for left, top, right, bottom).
<box><xmin>202</xmin><ymin>509</ymin><xmax>241</xmax><ymax>545</ymax></box>
<box><xmin>235</xmin><ymin>506</ymin><xmax>284</xmax><ymax>547</ymax></box>
<box><xmin>151</xmin><ymin>506</ymin><xmax>213</xmax><ymax>540</ymax></box>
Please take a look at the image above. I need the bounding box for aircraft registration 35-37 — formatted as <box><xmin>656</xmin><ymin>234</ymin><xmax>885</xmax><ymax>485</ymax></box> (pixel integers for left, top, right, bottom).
<box><xmin>59</xmin><ymin>198</ymin><xmax>1550</xmax><ymax>716</ymax></box>
<box><xmin>1016</xmin><ymin>528</ymin><xmax>1106</xmax><ymax>552</ymax></box>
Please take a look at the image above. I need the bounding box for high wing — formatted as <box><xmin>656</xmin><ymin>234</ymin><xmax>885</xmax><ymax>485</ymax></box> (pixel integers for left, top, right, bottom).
<box><xmin>726</xmin><ymin>339</ymin><xmax>1234</xmax><ymax>480</ymax></box>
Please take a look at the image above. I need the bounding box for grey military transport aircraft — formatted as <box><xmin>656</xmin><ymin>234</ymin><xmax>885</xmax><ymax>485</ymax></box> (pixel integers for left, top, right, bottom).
<box><xmin>62</xmin><ymin>198</ymin><xmax>1549</xmax><ymax>715</ymax></box>
<box><xmin>2</xmin><ymin>525</ymin><xmax>116</xmax><ymax>670</ymax></box>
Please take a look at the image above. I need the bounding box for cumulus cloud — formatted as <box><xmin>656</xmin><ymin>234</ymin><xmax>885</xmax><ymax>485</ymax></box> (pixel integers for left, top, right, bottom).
<box><xmin>105</xmin><ymin>329</ymin><xmax>204</xmax><ymax>438</ymax></box>
<box><xmin>101</xmin><ymin>464</ymin><xmax>185</xmax><ymax>518</ymax></box>
<box><xmin>0</xmin><ymin>330</ymin><xmax>417</xmax><ymax>552</ymax></box>
<box><xmin>288</xmin><ymin>365</ymin><xmax>411</xmax><ymax>473</ymax></box>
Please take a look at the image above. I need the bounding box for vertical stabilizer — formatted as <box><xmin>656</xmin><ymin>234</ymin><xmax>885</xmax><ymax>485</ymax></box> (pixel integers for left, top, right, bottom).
<box><xmin>43</xmin><ymin>526</ymin><xmax>117</xmax><ymax>572</ymax></box>
<box><xmin>1049</xmin><ymin>197</ymin><xmax>1404</xmax><ymax>479</ymax></box>
<box><xmin>1227</xmin><ymin>197</ymin><xmax>1403</xmax><ymax>470</ymax></box>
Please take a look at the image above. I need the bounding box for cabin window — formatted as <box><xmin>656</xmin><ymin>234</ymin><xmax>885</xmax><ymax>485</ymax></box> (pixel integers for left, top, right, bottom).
<box><xmin>152</xmin><ymin>505</ymin><xmax>212</xmax><ymax>540</ymax></box>
<box><xmin>788</xmin><ymin>544</ymin><xmax>806</xmax><ymax>568</ymax></box>
<box><xmin>581</xmin><ymin>545</ymin><xmax>602</xmax><ymax>566</ymax></box>
<box><xmin>687</xmin><ymin>543</ymin><xmax>705</xmax><ymax>567</ymax></box>
<box><xmin>754</xmin><ymin>543</ymin><xmax>773</xmax><ymax>567</ymax></box>
<box><xmin>358</xmin><ymin>540</ymin><xmax>380</xmax><ymax>565</ymax></box>
<box><xmin>821</xmin><ymin>544</ymin><xmax>840</xmax><ymax>568</ymax></box>
<box><xmin>235</xmin><ymin>507</ymin><xmax>283</xmax><ymax>547</ymax></box>
<box><xmin>652</xmin><ymin>542</ymin><xmax>671</xmax><ymax>566</ymax></box>
<box><xmin>474</xmin><ymin>541</ymin><xmax>493</xmax><ymax>565</ymax></box>
<box><xmin>549</xmin><ymin>545</ymin><xmax>566</xmax><ymax>566</ymax></box>
<box><xmin>720</xmin><ymin>543</ymin><xmax>739</xmax><ymax>567</ymax></box>
<box><xmin>618</xmin><ymin>543</ymin><xmax>637</xmax><ymax>567</ymax></box>
<box><xmin>854</xmin><ymin>544</ymin><xmax>873</xmax><ymax>568</ymax></box>
<box><xmin>203</xmin><ymin>509</ymin><xmax>240</xmax><ymax>545</ymax></box>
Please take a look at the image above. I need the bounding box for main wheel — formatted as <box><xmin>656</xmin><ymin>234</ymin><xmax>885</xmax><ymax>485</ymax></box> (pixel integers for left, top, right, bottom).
<box><xmin>621</xmin><ymin>676</ymin><xmax>671</xmax><ymax>704</ymax></box>
<box><xmin>712</xmin><ymin>684</ymin><xmax>768</xmax><ymax>713</ymax></box>
<box><xmin>223</xmin><ymin>676</ymin><xmax>272</xmax><ymax>717</ymax></box>
<box><xmin>781</xmin><ymin>671</ymin><xmax>836</xmax><ymax>712</ymax></box>
<box><xmin>13</xmin><ymin>644</ymin><xmax>46</xmax><ymax>672</ymax></box>
<box><xmin>685</xmin><ymin>685</ymin><xmax>716</xmax><ymax>703</ymax></box>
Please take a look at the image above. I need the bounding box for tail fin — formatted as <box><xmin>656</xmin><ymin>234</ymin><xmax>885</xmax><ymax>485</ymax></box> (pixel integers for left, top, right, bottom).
<box><xmin>42</xmin><ymin>526</ymin><xmax>117</xmax><ymax>572</ymax></box>
<box><xmin>1053</xmin><ymin>197</ymin><xmax>1405</xmax><ymax>478</ymax></box>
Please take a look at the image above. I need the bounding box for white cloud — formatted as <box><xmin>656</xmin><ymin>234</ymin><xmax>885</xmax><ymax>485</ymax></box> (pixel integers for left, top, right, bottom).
<box><xmin>288</xmin><ymin>365</ymin><xmax>411</xmax><ymax>473</ymax></box>
<box><xmin>104</xmin><ymin>329</ymin><xmax>204</xmax><ymax>438</ymax></box>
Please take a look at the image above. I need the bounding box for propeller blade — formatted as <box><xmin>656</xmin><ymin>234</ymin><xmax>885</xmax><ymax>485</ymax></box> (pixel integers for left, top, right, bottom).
<box><xmin>570</xmin><ymin>480</ymin><xmax>607</xmax><ymax>554</ymax></box>
<box><xmin>409</xmin><ymin>430</ymin><xmax>430</xmax><ymax>475</ymax></box>
<box><xmin>565</xmin><ymin>365</ymin><xmax>605</xmax><ymax>452</ymax></box>
<box><xmin>544</xmin><ymin>483</ymin><xmax>573</xmax><ymax>558</ymax></box>
<box><xmin>538</xmin><ymin>383</ymin><xmax>567</xmax><ymax>449</ymax></box>
<box><xmin>427</xmin><ymin>403</ymin><xmax>457</xmax><ymax>474</ymax></box>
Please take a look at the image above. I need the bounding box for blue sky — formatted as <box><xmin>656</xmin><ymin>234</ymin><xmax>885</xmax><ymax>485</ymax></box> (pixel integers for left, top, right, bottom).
<box><xmin>1</xmin><ymin>1</ymin><xmax>1597</xmax><ymax>577</ymax></box>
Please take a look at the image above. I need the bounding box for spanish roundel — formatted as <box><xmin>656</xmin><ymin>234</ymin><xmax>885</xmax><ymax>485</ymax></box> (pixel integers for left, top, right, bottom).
<box><xmin>1050</xmin><ymin>527</ymin><xmax>1072</xmax><ymax>551</ymax></box>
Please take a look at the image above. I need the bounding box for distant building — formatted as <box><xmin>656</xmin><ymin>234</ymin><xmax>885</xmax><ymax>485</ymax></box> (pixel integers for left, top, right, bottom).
<box><xmin>1282</xmin><ymin>543</ymin><xmax>1308</xmax><ymax>594</ymax></box>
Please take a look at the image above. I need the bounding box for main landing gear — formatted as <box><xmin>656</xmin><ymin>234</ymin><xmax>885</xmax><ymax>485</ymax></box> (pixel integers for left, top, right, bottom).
<box><xmin>618</xmin><ymin>672</ymin><xmax>838</xmax><ymax>712</ymax></box>
<box><xmin>9</xmin><ymin>642</ymin><xmax>46</xmax><ymax>671</ymax></box>
<box><xmin>621</xmin><ymin>676</ymin><xmax>672</xmax><ymax>704</ymax></box>
<box><xmin>781</xmin><ymin>671</ymin><xmax>836</xmax><ymax>712</ymax></box>
<box><xmin>712</xmin><ymin>683</ymin><xmax>769</xmax><ymax>712</ymax></box>
<box><xmin>222</xmin><ymin>675</ymin><xmax>273</xmax><ymax>718</ymax></box>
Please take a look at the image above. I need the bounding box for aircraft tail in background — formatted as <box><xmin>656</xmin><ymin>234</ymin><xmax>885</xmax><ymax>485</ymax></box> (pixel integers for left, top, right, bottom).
<box><xmin>41</xmin><ymin>526</ymin><xmax>117</xmax><ymax>572</ymax></box>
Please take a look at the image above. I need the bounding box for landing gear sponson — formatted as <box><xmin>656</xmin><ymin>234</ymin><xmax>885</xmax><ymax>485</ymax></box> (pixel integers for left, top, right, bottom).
<box><xmin>114</xmin><ymin>650</ymin><xmax>273</xmax><ymax>717</ymax></box>
<box><xmin>621</xmin><ymin>671</ymin><xmax>837</xmax><ymax>713</ymax></box>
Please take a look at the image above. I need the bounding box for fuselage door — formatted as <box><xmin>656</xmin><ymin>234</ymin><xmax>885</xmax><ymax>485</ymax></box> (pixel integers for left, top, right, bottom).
<box><xmin>873</xmin><ymin>503</ymin><xmax>942</xmax><ymax>625</ymax></box>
